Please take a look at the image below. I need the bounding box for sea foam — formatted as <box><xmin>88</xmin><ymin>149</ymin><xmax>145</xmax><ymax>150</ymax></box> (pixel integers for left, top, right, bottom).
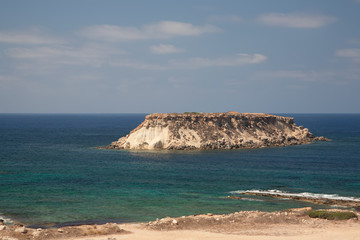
<box><xmin>0</xmin><ymin>214</ymin><xmax>13</xmax><ymax>225</ymax></box>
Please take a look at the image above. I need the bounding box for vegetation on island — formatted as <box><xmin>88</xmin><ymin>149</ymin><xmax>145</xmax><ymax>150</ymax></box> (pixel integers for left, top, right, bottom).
<box><xmin>308</xmin><ymin>210</ymin><xmax>357</xmax><ymax>220</ymax></box>
<box><xmin>183</xmin><ymin>112</ymin><xmax>200</xmax><ymax>114</ymax></box>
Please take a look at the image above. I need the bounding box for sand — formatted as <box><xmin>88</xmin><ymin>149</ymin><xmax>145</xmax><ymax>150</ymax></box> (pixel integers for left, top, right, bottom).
<box><xmin>66</xmin><ymin>222</ymin><xmax>360</xmax><ymax>240</ymax></box>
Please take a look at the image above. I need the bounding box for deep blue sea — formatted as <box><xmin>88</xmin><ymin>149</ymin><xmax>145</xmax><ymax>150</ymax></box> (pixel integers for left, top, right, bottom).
<box><xmin>0</xmin><ymin>113</ymin><xmax>359</xmax><ymax>227</ymax></box>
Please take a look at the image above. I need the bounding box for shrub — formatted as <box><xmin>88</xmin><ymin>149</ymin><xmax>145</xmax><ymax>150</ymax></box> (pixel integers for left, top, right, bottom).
<box><xmin>308</xmin><ymin>210</ymin><xmax>357</xmax><ymax>220</ymax></box>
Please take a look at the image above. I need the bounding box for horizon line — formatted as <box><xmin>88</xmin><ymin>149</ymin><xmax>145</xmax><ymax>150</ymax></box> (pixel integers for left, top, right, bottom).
<box><xmin>0</xmin><ymin>112</ymin><xmax>360</xmax><ymax>115</ymax></box>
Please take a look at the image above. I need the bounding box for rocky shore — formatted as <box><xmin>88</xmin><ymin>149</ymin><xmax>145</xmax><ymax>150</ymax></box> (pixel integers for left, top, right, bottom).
<box><xmin>0</xmin><ymin>222</ymin><xmax>127</xmax><ymax>240</ymax></box>
<box><xmin>104</xmin><ymin>112</ymin><xmax>328</xmax><ymax>150</ymax></box>
<box><xmin>235</xmin><ymin>191</ymin><xmax>360</xmax><ymax>210</ymax></box>
<box><xmin>145</xmin><ymin>207</ymin><xmax>315</xmax><ymax>231</ymax></box>
<box><xmin>145</xmin><ymin>207</ymin><xmax>358</xmax><ymax>231</ymax></box>
<box><xmin>1</xmin><ymin>208</ymin><xmax>358</xmax><ymax>240</ymax></box>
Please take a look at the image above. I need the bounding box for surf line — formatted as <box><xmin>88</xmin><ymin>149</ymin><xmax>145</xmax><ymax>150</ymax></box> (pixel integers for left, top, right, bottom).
<box><xmin>229</xmin><ymin>190</ymin><xmax>360</xmax><ymax>210</ymax></box>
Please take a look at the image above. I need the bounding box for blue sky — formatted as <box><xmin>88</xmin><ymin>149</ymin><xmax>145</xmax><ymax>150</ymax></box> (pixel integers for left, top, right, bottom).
<box><xmin>1</xmin><ymin>0</ymin><xmax>360</xmax><ymax>113</ymax></box>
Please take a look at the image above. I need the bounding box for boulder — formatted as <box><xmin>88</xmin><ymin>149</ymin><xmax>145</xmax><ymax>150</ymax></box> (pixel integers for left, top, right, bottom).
<box><xmin>14</xmin><ymin>227</ymin><xmax>27</xmax><ymax>234</ymax></box>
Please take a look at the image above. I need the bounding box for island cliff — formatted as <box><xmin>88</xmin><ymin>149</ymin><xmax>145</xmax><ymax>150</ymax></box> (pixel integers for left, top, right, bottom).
<box><xmin>104</xmin><ymin>112</ymin><xmax>328</xmax><ymax>150</ymax></box>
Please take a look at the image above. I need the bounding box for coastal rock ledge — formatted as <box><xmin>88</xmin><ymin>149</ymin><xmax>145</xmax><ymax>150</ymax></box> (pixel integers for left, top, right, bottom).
<box><xmin>104</xmin><ymin>112</ymin><xmax>328</xmax><ymax>150</ymax></box>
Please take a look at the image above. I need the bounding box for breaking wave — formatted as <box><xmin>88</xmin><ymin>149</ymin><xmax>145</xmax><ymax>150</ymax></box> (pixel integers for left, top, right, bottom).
<box><xmin>229</xmin><ymin>189</ymin><xmax>360</xmax><ymax>202</ymax></box>
<box><xmin>0</xmin><ymin>214</ymin><xmax>13</xmax><ymax>225</ymax></box>
<box><xmin>240</xmin><ymin>198</ymin><xmax>265</xmax><ymax>202</ymax></box>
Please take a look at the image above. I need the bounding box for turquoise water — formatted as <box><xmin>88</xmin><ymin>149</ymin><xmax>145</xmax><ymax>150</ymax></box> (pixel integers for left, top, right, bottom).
<box><xmin>0</xmin><ymin>114</ymin><xmax>359</xmax><ymax>227</ymax></box>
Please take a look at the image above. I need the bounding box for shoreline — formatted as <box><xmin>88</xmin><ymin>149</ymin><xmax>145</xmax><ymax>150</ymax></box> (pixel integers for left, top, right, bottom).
<box><xmin>230</xmin><ymin>190</ymin><xmax>360</xmax><ymax>210</ymax></box>
<box><xmin>4</xmin><ymin>189</ymin><xmax>360</xmax><ymax>229</ymax></box>
<box><xmin>1</xmin><ymin>208</ymin><xmax>359</xmax><ymax>240</ymax></box>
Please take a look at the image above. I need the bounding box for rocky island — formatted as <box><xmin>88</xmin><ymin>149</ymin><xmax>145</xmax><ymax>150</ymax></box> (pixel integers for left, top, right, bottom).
<box><xmin>104</xmin><ymin>112</ymin><xmax>328</xmax><ymax>150</ymax></box>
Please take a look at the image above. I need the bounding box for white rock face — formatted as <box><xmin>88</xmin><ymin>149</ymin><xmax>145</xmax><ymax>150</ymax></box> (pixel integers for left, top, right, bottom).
<box><xmin>105</xmin><ymin>112</ymin><xmax>327</xmax><ymax>150</ymax></box>
<box><xmin>125</xmin><ymin>126</ymin><xmax>171</xmax><ymax>149</ymax></box>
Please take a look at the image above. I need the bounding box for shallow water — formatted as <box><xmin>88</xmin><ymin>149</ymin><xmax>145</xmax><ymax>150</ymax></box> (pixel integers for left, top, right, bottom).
<box><xmin>0</xmin><ymin>113</ymin><xmax>359</xmax><ymax>226</ymax></box>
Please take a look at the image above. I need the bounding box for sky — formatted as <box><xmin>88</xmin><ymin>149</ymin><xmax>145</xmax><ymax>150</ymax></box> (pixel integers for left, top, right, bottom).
<box><xmin>1</xmin><ymin>0</ymin><xmax>360</xmax><ymax>113</ymax></box>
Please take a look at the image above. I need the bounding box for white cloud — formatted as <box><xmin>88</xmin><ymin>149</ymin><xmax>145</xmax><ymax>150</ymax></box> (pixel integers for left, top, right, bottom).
<box><xmin>255</xmin><ymin>68</ymin><xmax>360</xmax><ymax>86</ymax></box>
<box><xmin>207</xmin><ymin>15</ymin><xmax>242</xmax><ymax>23</ymax></box>
<box><xmin>336</xmin><ymin>48</ymin><xmax>360</xmax><ymax>61</ymax></box>
<box><xmin>168</xmin><ymin>76</ymin><xmax>186</xmax><ymax>89</ymax></box>
<box><xmin>258</xmin><ymin>12</ymin><xmax>337</xmax><ymax>28</ymax></box>
<box><xmin>111</xmin><ymin>53</ymin><xmax>266</xmax><ymax>70</ymax></box>
<box><xmin>256</xmin><ymin>70</ymin><xmax>335</xmax><ymax>82</ymax></box>
<box><xmin>168</xmin><ymin>76</ymin><xmax>181</xmax><ymax>83</ymax></box>
<box><xmin>110</xmin><ymin>59</ymin><xmax>168</xmax><ymax>70</ymax></box>
<box><xmin>150</xmin><ymin>44</ymin><xmax>184</xmax><ymax>54</ymax></box>
<box><xmin>0</xmin><ymin>30</ymin><xmax>65</xmax><ymax>44</ymax></box>
<box><xmin>0</xmin><ymin>75</ymin><xmax>16</xmax><ymax>82</ymax></box>
<box><xmin>6</xmin><ymin>43</ymin><xmax>125</xmax><ymax>67</ymax></box>
<box><xmin>170</xmin><ymin>53</ymin><xmax>266</xmax><ymax>68</ymax></box>
<box><xmin>79</xmin><ymin>21</ymin><xmax>220</xmax><ymax>41</ymax></box>
<box><xmin>347</xmin><ymin>38</ymin><xmax>360</xmax><ymax>45</ymax></box>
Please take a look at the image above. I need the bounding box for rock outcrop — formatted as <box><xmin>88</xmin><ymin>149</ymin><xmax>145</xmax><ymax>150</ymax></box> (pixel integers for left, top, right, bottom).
<box><xmin>0</xmin><ymin>223</ymin><xmax>126</xmax><ymax>240</ymax></box>
<box><xmin>104</xmin><ymin>112</ymin><xmax>328</xmax><ymax>150</ymax></box>
<box><xmin>234</xmin><ymin>191</ymin><xmax>360</xmax><ymax>210</ymax></box>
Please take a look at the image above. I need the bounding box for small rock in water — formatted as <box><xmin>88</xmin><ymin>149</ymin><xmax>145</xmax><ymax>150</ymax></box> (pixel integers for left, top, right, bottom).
<box><xmin>172</xmin><ymin>219</ymin><xmax>178</xmax><ymax>225</ymax></box>
<box><xmin>57</xmin><ymin>228</ymin><xmax>64</xmax><ymax>233</ymax></box>
<box><xmin>207</xmin><ymin>213</ymin><xmax>213</xmax><ymax>216</ymax></box>
<box><xmin>227</xmin><ymin>196</ymin><xmax>243</xmax><ymax>200</ymax></box>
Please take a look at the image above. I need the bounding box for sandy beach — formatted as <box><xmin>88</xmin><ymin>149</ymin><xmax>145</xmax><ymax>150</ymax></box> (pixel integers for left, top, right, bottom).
<box><xmin>2</xmin><ymin>222</ymin><xmax>360</xmax><ymax>240</ymax></box>
<box><xmin>75</xmin><ymin>223</ymin><xmax>360</xmax><ymax>240</ymax></box>
<box><xmin>1</xmin><ymin>208</ymin><xmax>359</xmax><ymax>240</ymax></box>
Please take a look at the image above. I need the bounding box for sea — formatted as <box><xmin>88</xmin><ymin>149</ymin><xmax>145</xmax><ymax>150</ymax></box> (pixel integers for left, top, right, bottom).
<box><xmin>0</xmin><ymin>113</ymin><xmax>359</xmax><ymax>227</ymax></box>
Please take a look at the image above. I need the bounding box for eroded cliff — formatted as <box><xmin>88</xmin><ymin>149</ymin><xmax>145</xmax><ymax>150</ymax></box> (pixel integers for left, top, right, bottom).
<box><xmin>104</xmin><ymin>112</ymin><xmax>328</xmax><ymax>150</ymax></box>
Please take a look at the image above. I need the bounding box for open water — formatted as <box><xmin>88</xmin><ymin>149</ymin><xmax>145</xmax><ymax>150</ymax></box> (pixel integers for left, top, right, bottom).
<box><xmin>0</xmin><ymin>113</ymin><xmax>359</xmax><ymax>227</ymax></box>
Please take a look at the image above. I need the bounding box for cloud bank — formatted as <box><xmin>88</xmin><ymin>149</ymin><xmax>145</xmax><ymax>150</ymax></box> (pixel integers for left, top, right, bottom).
<box><xmin>256</xmin><ymin>70</ymin><xmax>335</xmax><ymax>82</ymax></box>
<box><xmin>170</xmin><ymin>53</ymin><xmax>266</xmax><ymax>68</ymax></box>
<box><xmin>6</xmin><ymin>43</ymin><xmax>124</xmax><ymax>67</ymax></box>
<box><xmin>150</xmin><ymin>44</ymin><xmax>185</xmax><ymax>54</ymax></box>
<box><xmin>111</xmin><ymin>53</ymin><xmax>267</xmax><ymax>70</ymax></box>
<box><xmin>0</xmin><ymin>30</ymin><xmax>65</xmax><ymax>44</ymax></box>
<box><xmin>258</xmin><ymin>12</ymin><xmax>337</xmax><ymax>28</ymax></box>
<box><xmin>336</xmin><ymin>48</ymin><xmax>360</xmax><ymax>61</ymax></box>
<box><xmin>79</xmin><ymin>21</ymin><xmax>220</xmax><ymax>41</ymax></box>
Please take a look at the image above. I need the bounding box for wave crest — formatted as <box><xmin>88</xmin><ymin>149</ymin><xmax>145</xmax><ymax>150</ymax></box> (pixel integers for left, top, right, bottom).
<box><xmin>230</xmin><ymin>189</ymin><xmax>360</xmax><ymax>202</ymax></box>
<box><xmin>0</xmin><ymin>215</ymin><xmax>13</xmax><ymax>225</ymax></box>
